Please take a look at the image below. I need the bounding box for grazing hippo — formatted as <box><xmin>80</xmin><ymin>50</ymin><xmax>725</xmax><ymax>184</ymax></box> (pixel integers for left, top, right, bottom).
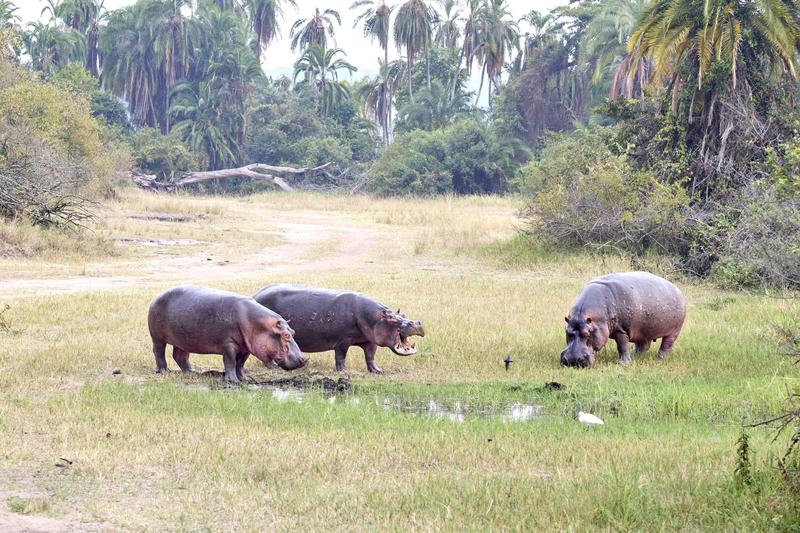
<box><xmin>148</xmin><ymin>285</ymin><xmax>307</xmax><ymax>383</ymax></box>
<box><xmin>253</xmin><ymin>284</ymin><xmax>425</xmax><ymax>374</ymax></box>
<box><xmin>561</xmin><ymin>272</ymin><xmax>686</xmax><ymax>367</ymax></box>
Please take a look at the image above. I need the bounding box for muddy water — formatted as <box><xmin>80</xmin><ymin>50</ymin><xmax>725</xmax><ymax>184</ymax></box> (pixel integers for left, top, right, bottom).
<box><xmin>189</xmin><ymin>373</ymin><xmax>544</xmax><ymax>423</ymax></box>
<box><xmin>249</xmin><ymin>384</ymin><xmax>541</xmax><ymax>423</ymax></box>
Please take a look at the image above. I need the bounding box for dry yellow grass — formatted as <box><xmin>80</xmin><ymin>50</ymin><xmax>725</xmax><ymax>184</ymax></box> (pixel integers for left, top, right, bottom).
<box><xmin>0</xmin><ymin>189</ymin><xmax>797</xmax><ymax>531</ymax></box>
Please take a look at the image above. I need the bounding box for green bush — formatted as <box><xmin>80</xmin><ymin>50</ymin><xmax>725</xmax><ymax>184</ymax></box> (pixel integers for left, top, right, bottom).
<box><xmin>522</xmin><ymin>126</ymin><xmax>690</xmax><ymax>255</ymax></box>
<box><xmin>129</xmin><ymin>128</ymin><xmax>197</xmax><ymax>180</ymax></box>
<box><xmin>369</xmin><ymin>119</ymin><xmax>518</xmax><ymax>196</ymax></box>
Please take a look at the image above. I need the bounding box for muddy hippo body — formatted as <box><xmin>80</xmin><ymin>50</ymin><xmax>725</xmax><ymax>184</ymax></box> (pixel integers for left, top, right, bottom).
<box><xmin>253</xmin><ymin>284</ymin><xmax>424</xmax><ymax>374</ymax></box>
<box><xmin>148</xmin><ymin>285</ymin><xmax>306</xmax><ymax>382</ymax></box>
<box><xmin>561</xmin><ymin>272</ymin><xmax>686</xmax><ymax>367</ymax></box>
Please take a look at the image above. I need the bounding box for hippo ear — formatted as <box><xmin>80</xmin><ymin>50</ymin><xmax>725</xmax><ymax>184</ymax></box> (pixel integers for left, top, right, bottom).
<box><xmin>396</xmin><ymin>308</ymin><xmax>400</xmax><ymax>314</ymax></box>
<box><xmin>564</xmin><ymin>316</ymin><xmax>570</xmax><ymax>323</ymax></box>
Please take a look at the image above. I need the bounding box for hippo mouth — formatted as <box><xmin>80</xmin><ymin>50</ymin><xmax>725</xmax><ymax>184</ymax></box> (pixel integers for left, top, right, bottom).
<box><xmin>392</xmin><ymin>331</ymin><xmax>417</xmax><ymax>355</ymax></box>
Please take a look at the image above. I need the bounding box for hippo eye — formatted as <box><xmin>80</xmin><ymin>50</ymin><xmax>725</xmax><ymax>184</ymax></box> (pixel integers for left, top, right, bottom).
<box><xmin>580</xmin><ymin>331</ymin><xmax>590</xmax><ymax>338</ymax></box>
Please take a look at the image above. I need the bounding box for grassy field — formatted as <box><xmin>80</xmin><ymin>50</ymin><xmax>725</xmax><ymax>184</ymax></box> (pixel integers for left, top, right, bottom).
<box><xmin>0</xmin><ymin>189</ymin><xmax>797</xmax><ymax>531</ymax></box>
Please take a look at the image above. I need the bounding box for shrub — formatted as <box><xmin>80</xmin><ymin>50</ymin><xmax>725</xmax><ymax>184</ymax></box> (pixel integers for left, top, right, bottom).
<box><xmin>0</xmin><ymin>70</ymin><xmax>127</xmax><ymax>230</ymax></box>
<box><xmin>129</xmin><ymin>128</ymin><xmax>197</xmax><ymax>180</ymax></box>
<box><xmin>369</xmin><ymin>119</ymin><xmax>518</xmax><ymax>196</ymax></box>
<box><xmin>523</xmin><ymin>127</ymin><xmax>690</xmax><ymax>255</ymax></box>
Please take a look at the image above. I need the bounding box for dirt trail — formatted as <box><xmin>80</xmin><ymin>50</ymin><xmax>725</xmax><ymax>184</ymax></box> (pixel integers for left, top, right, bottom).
<box><xmin>0</xmin><ymin>212</ymin><xmax>375</xmax><ymax>299</ymax></box>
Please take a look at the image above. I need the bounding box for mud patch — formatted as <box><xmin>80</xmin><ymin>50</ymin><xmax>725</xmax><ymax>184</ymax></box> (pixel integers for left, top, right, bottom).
<box><xmin>194</xmin><ymin>370</ymin><xmax>351</xmax><ymax>393</ymax></box>
<box><xmin>111</xmin><ymin>237</ymin><xmax>208</xmax><ymax>247</ymax></box>
<box><xmin>127</xmin><ymin>213</ymin><xmax>208</xmax><ymax>223</ymax></box>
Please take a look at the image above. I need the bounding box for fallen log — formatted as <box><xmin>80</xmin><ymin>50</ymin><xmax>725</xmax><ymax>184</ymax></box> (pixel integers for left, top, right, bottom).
<box><xmin>129</xmin><ymin>162</ymin><xmax>333</xmax><ymax>192</ymax></box>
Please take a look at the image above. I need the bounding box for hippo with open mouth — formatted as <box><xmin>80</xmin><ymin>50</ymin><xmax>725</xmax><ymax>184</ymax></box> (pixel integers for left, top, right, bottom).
<box><xmin>561</xmin><ymin>271</ymin><xmax>686</xmax><ymax>367</ymax></box>
<box><xmin>253</xmin><ymin>284</ymin><xmax>425</xmax><ymax>373</ymax></box>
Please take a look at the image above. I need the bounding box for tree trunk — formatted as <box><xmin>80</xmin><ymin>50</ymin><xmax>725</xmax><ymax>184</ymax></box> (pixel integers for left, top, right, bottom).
<box><xmin>426</xmin><ymin>46</ymin><xmax>431</xmax><ymax>89</ymax></box>
<box><xmin>474</xmin><ymin>64</ymin><xmax>485</xmax><ymax>108</ymax></box>
<box><xmin>408</xmin><ymin>58</ymin><xmax>414</xmax><ymax>102</ymax></box>
<box><xmin>449</xmin><ymin>46</ymin><xmax>464</xmax><ymax>103</ymax></box>
<box><xmin>383</xmin><ymin>45</ymin><xmax>390</xmax><ymax>143</ymax></box>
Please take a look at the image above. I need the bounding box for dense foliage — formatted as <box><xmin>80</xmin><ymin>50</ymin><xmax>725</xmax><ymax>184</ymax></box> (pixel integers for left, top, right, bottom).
<box><xmin>370</xmin><ymin>118</ymin><xmax>517</xmax><ymax>195</ymax></box>
<box><xmin>0</xmin><ymin>0</ymin><xmax>799</xmax><ymax>290</ymax></box>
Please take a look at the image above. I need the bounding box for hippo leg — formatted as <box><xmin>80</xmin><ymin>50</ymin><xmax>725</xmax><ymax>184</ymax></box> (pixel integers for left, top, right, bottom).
<box><xmin>657</xmin><ymin>335</ymin><xmax>678</xmax><ymax>360</ymax></box>
<box><xmin>635</xmin><ymin>341</ymin><xmax>652</xmax><ymax>354</ymax></box>
<box><xmin>334</xmin><ymin>342</ymin><xmax>350</xmax><ymax>372</ymax></box>
<box><xmin>152</xmin><ymin>338</ymin><xmax>168</xmax><ymax>373</ymax></box>
<box><xmin>361</xmin><ymin>343</ymin><xmax>382</xmax><ymax>374</ymax></box>
<box><xmin>236</xmin><ymin>353</ymin><xmax>250</xmax><ymax>381</ymax></box>
<box><xmin>222</xmin><ymin>344</ymin><xmax>241</xmax><ymax>384</ymax></box>
<box><xmin>612</xmin><ymin>332</ymin><xmax>632</xmax><ymax>364</ymax></box>
<box><xmin>172</xmin><ymin>347</ymin><xmax>192</xmax><ymax>372</ymax></box>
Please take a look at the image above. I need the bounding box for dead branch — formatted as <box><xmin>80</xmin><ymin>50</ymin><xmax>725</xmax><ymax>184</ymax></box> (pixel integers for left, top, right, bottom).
<box><xmin>130</xmin><ymin>163</ymin><xmax>333</xmax><ymax>193</ymax></box>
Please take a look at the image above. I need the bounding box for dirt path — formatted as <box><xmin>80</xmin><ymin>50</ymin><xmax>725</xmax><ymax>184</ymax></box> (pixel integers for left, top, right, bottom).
<box><xmin>0</xmin><ymin>211</ymin><xmax>375</xmax><ymax>299</ymax></box>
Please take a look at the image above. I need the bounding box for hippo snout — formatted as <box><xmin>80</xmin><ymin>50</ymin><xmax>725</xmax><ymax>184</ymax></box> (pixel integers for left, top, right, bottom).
<box><xmin>274</xmin><ymin>342</ymin><xmax>308</xmax><ymax>370</ymax></box>
<box><xmin>560</xmin><ymin>350</ymin><xmax>592</xmax><ymax>368</ymax></box>
<box><xmin>275</xmin><ymin>354</ymin><xmax>307</xmax><ymax>371</ymax></box>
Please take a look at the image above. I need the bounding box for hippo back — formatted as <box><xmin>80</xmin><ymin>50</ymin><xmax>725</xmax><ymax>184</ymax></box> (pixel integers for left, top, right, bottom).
<box><xmin>589</xmin><ymin>271</ymin><xmax>685</xmax><ymax>338</ymax></box>
<box><xmin>253</xmin><ymin>284</ymin><xmax>384</xmax><ymax>352</ymax></box>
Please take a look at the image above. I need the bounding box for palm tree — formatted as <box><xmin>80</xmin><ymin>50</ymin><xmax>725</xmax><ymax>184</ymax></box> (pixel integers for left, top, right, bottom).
<box><xmin>293</xmin><ymin>44</ymin><xmax>357</xmax><ymax>115</ymax></box>
<box><xmin>1</xmin><ymin>0</ymin><xmax>19</xmax><ymax>26</ymax></box>
<box><xmin>289</xmin><ymin>7</ymin><xmax>341</xmax><ymax>52</ymax></box>
<box><xmin>393</xmin><ymin>0</ymin><xmax>434</xmax><ymax>101</ymax></box>
<box><xmin>472</xmin><ymin>0</ymin><xmax>517</xmax><ymax>109</ymax></box>
<box><xmin>1</xmin><ymin>0</ymin><xmax>20</xmax><ymax>59</ymax></box>
<box><xmin>169</xmin><ymin>80</ymin><xmax>242</xmax><ymax>170</ymax></box>
<box><xmin>23</xmin><ymin>21</ymin><xmax>85</xmax><ymax>74</ymax></box>
<box><xmin>101</xmin><ymin>0</ymin><xmax>199</xmax><ymax>130</ymax></box>
<box><xmin>629</xmin><ymin>0</ymin><xmax>800</xmax><ymax>93</ymax></box>
<box><xmin>355</xmin><ymin>58</ymin><xmax>405</xmax><ymax>142</ymax></box>
<box><xmin>351</xmin><ymin>0</ymin><xmax>393</xmax><ymax>73</ymax></box>
<box><xmin>394</xmin><ymin>78</ymin><xmax>470</xmax><ymax>132</ymax></box>
<box><xmin>246</xmin><ymin>0</ymin><xmax>296</xmax><ymax>59</ymax></box>
<box><xmin>351</xmin><ymin>0</ymin><xmax>395</xmax><ymax>142</ymax></box>
<box><xmin>54</xmin><ymin>0</ymin><xmax>107</xmax><ymax>77</ymax></box>
<box><xmin>434</xmin><ymin>0</ymin><xmax>461</xmax><ymax>51</ymax></box>
<box><xmin>449</xmin><ymin>0</ymin><xmax>484</xmax><ymax>102</ymax></box>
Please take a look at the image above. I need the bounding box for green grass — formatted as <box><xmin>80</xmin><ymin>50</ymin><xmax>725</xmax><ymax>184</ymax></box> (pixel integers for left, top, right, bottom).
<box><xmin>0</xmin><ymin>190</ymin><xmax>797</xmax><ymax>530</ymax></box>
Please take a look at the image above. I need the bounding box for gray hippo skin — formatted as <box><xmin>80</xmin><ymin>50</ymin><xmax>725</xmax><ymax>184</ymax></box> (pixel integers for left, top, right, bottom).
<box><xmin>148</xmin><ymin>285</ymin><xmax>307</xmax><ymax>382</ymax></box>
<box><xmin>561</xmin><ymin>272</ymin><xmax>686</xmax><ymax>367</ymax></box>
<box><xmin>253</xmin><ymin>284</ymin><xmax>425</xmax><ymax>374</ymax></box>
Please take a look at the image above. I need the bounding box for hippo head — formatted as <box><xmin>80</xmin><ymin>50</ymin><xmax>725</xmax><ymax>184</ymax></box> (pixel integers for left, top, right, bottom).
<box><xmin>560</xmin><ymin>313</ymin><xmax>610</xmax><ymax>368</ymax></box>
<box><xmin>371</xmin><ymin>308</ymin><xmax>422</xmax><ymax>356</ymax></box>
<box><xmin>247</xmin><ymin>316</ymin><xmax>307</xmax><ymax>370</ymax></box>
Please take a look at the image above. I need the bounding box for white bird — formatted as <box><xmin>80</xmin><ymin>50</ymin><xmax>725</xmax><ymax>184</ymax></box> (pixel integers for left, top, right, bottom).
<box><xmin>578</xmin><ymin>411</ymin><xmax>604</xmax><ymax>426</ymax></box>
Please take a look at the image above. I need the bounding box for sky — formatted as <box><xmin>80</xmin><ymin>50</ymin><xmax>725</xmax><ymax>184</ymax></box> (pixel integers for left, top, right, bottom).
<box><xmin>15</xmin><ymin>0</ymin><xmax>565</xmax><ymax>105</ymax></box>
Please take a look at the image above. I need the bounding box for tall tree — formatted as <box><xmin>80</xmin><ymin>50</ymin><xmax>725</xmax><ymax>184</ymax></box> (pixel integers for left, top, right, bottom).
<box><xmin>245</xmin><ymin>0</ymin><xmax>296</xmax><ymax>60</ymax></box>
<box><xmin>289</xmin><ymin>7</ymin><xmax>341</xmax><ymax>52</ymax></box>
<box><xmin>23</xmin><ymin>21</ymin><xmax>85</xmax><ymax>74</ymax></box>
<box><xmin>1</xmin><ymin>0</ymin><xmax>19</xmax><ymax>26</ymax></box>
<box><xmin>393</xmin><ymin>0</ymin><xmax>434</xmax><ymax>101</ymax></box>
<box><xmin>101</xmin><ymin>0</ymin><xmax>199</xmax><ymax>130</ymax></box>
<box><xmin>472</xmin><ymin>0</ymin><xmax>517</xmax><ymax>109</ymax></box>
<box><xmin>293</xmin><ymin>44</ymin><xmax>357</xmax><ymax>116</ymax></box>
<box><xmin>434</xmin><ymin>0</ymin><xmax>461</xmax><ymax>51</ymax></box>
<box><xmin>576</xmin><ymin>0</ymin><xmax>647</xmax><ymax>98</ymax></box>
<box><xmin>351</xmin><ymin>0</ymin><xmax>395</xmax><ymax>141</ymax></box>
<box><xmin>169</xmin><ymin>2</ymin><xmax>263</xmax><ymax>168</ymax></box>
<box><xmin>54</xmin><ymin>0</ymin><xmax>107</xmax><ymax>77</ymax></box>
<box><xmin>355</xmin><ymin>58</ymin><xmax>405</xmax><ymax>142</ymax></box>
<box><xmin>629</xmin><ymin>0</ymin><xmax>800</xmax><ymax>93</ymax></box>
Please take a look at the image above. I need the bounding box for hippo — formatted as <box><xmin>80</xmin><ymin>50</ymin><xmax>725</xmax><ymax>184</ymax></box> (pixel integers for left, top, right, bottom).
<box><xmin>148</xmin><ymin>285</ymin><xmax>307</xmax><ymax>383</ymax></box>
<box><xmin>253</xmin><ymin>284</ymin><xmax>425</xmax><ymax>374</ymax></box>
<box><xmin>560</xmin><ymin>272</ymin><xmax>686</xmax><ymax>367</ymax></box>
